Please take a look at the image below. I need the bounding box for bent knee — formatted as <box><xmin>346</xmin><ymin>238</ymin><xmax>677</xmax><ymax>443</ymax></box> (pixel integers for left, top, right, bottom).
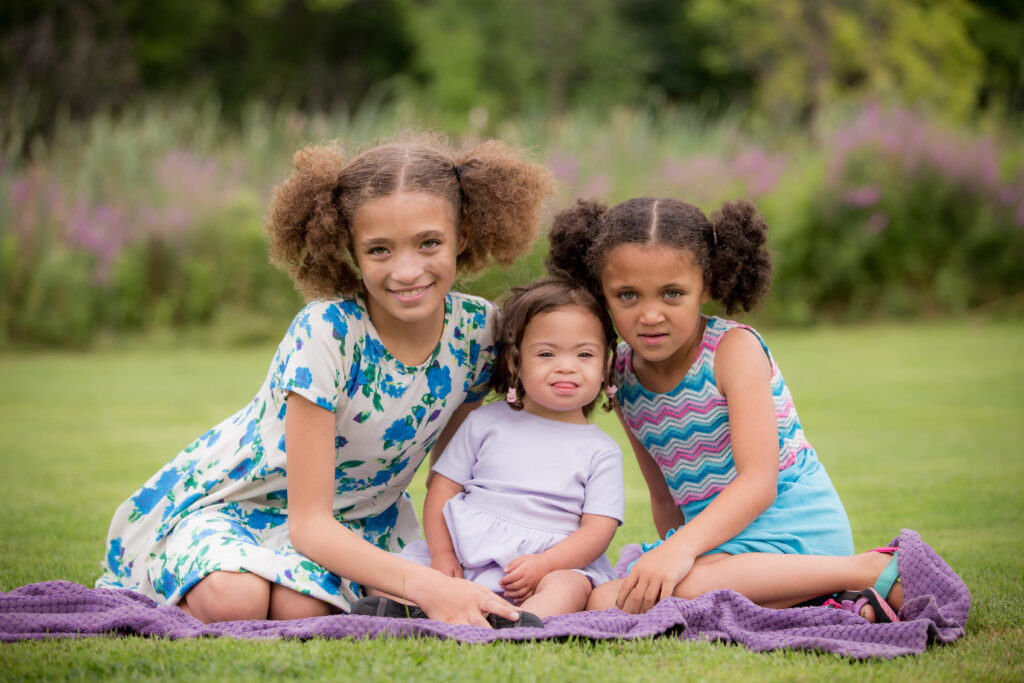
<box><xmin>268</xmin><ymin>585</ymin><xmax>335</xmax><ymax>620</ymax></box>
<box><xmin>671</xmin><ymin>574</ymin><xmax>719</xmax><ymax>601</ymax></box>
<box><xmin>586</xmin><ymin>579</ymin><xmax>622</xmax><ymax>611</ymax></box>
<box><xmin>185</xmin><ymin>571</ymin><xmax>270</xmax><ymax>622</ymax></box>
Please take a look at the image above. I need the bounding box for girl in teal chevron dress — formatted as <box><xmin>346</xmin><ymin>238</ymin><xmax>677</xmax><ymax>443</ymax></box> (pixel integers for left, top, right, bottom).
<box><xmin>548</xmin><ymin>196</ymin><xmax>904</xmax><ymax>624</ymax></box>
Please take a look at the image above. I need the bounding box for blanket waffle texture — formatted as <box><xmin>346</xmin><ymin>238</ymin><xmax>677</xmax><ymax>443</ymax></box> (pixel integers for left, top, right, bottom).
<box><xmin>0</xmin><ymin>529</ymin><xmax>968</xmax><ymax>659</ymax></box>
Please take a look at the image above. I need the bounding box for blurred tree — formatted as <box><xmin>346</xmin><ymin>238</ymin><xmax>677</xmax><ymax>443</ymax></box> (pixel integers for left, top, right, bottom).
<box><xmin>118</xmin><ymin>0</ymin><xmax>412</xmax><ymax>113</ymax></box>
<box><xmin>402</xmin><ymin>0</ymin><xmax>647</xmax><ymax>118</ymax></box>
<box><xmin>1</xmin><ymin>0</ymin><xmax>413</xmax><ymax>146</ymax></box>
<box><xmin>2</xmin><ymin>0</ymin><xmax>1020</xmax><ymax>149</ymax></box>
<box><xmin>623</xmin><ymin>0</ymin><xmax>752</xmax><ymax>113</ymax></box>
<box><xmin>0</xmin><ymin>0</ymin><xmax>141</xmax><ymax>145</ymax></box>
<box><xmin>966</xmin><ymin>0</ymin><xmax>1024</xmax><ymax>116</ymax></box>
<box><xmin>686</xmin><ymin>0</ymin><xmax>984</xmax><ymax>122</ymax></box>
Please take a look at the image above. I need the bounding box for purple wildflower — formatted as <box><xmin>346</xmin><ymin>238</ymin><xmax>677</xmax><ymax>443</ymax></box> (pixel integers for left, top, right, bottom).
<box><xmin>844</xmin><ymin>186</ymin><xmax>881</xmax><ymax>208</ymax></box>
<box><xmin>866</xmin><ymin>211</ymin><xmax>889</xmax><ymax>234</ymax></box>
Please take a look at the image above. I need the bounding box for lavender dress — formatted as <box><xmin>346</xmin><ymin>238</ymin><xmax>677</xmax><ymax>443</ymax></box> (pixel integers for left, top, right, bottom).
<box><xmin>400</xmin><ymin>401</ymin><xmax>624</xmax><ymax>593</ymax></box>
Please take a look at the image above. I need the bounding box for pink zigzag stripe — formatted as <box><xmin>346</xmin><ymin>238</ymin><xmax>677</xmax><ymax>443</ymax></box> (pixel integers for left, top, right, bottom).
<box><xmin>653</xmin><ymin>432</ymin><xmax>732</xmax><ymax>464</ymax></box>
<box><xmin>678</xmin><ymin>483</ymin><xmax>727</xmax><ymax>506</ymax></box>
<box><xmin>626</xmin><ymin>398</ymin><xmax>728</xmax><ymax>429</ymax></box>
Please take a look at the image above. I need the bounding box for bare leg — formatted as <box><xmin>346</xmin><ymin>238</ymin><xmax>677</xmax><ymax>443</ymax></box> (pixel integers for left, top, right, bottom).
<box><xmin>182</xmin><ymin>570</ymin><xmax>271</xmax><ymax>623</ymax></box>
<box><xmin>588</xmin><ymin>551</ymin><xmax>902</xmax><ymax>621</ymax></box>
<box><xmin>586</xmin><ymin>578</ymin><xmax>623</xmax><ymax>611</ymax></box>
<box><xmin>673</xmin><ymin>551</ymin><xmax>898</xmax><ymax>609</ymax></box>
<box><xmin>268</xmin><ymin>583</ymin><xmax>338</xmax><ymax>620</ymax></box>
<box><xmin>518</xmin><ymin>570</ymin><xmax>592</xmax><ymax>618</ymax></box>
<box><xmin>364</xmin><ymin>586</ymin><xmax>416</xmax><ymax>605</ymax></box>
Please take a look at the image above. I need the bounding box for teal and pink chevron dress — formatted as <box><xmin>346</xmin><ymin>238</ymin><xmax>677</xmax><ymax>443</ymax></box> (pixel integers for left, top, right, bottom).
<box><xmin>614</xmin><ymin>316</ymin><xmax>854</xmax><ymax>556</ymax></box>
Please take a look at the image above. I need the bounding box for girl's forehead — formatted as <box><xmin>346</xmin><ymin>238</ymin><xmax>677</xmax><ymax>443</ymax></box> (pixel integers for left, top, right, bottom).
<box><xmin>350</xmin><ymin>191</ymin><xmax>457</xmax><ymax>239</ymax></box>
<box><xmin>602</xmin><ymin>242</ymin><xmax>701</xmax><ymax>277</ymax></box>
<box><xmin>524</xmin><ymin>305</ymin><xmax>602</xmax><ymax>336</ymax></box>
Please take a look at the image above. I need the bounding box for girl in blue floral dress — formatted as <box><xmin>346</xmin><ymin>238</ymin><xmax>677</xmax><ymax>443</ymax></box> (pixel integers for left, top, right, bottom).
<box><xmin>96</xmin><ymin>138</ymin><xmax>554</xmax><ymax>625</ymax></box>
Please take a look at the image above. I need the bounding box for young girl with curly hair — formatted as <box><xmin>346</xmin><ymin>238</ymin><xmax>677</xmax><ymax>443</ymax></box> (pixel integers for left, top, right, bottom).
<box><xmin>353</xmin><ymin>279</ymin><xmax>624</xmax><ymax>626</ymax></box>
<box><xmin>96</xmin><ymin>136</ymin><xmax>554</xmax><ymax>627</ymax></box>
<box><xmin>548</xmin><ymin>197</ymin><xmax>903</xmax><ymax>624</ymax></box>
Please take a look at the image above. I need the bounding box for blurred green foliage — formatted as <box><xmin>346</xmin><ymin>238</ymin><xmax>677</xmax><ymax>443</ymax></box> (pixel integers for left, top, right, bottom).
<box><xmin>2</xmin><ymin>0</ymin><xmax>1022</xmax><ymax>144</ymax></box>
<box><xmin>1</xmin><ymin>99</ymin><xmax>1022</xmax><ymax>348</ymax></box>
<box><xmin>687</xmin><ymin>0</ymin><xmax>983</xmax><ymax>121</ymax></box>
<box><xmin>2</xmin><ymin>0</ymin><xmax>1023</xmax><ymax>347</ymax></box>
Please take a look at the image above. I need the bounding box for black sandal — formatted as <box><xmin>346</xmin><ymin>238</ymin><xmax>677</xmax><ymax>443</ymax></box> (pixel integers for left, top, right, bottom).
<box><xmin>350</xmin><ymin>595</ymin><xmax>428</xmax><ymax>619</ymax></box>
<box><xmin>351</xmin><ymin>596</ymin><xmax>543</xmax><ymax>627</ymax></box>
<box><xmin>486</xmin><ymin>610</ymin><xmax>544</xmax><ymax>629</ymax></box>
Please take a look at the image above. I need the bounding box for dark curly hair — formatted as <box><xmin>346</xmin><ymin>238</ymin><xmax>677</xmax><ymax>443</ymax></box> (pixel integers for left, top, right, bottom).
<box><xmin>491</xmin><ymin>278</ymin><xmax>617</xmax><ymax>418</ymax></box>
<box><xmin>266</xmin><ymin>134</ymin><xmax>555</xmax><ymax>299</ymax></box>
<box><xmin>546</xmin><ymin>197</ymin><xmax>772</xmax><ymax>315</ymax></box>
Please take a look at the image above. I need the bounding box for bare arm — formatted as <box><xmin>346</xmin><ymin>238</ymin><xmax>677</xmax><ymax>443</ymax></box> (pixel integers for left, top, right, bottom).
<box><xmin>284</xmin><ymin>393</ymin><xmax>517</xmax><ymax>624</ymax></box>
<box><xmin>616</xmin><ymin>405</ymin><xmax>684</xmax><ymax>537</ymax></box>
<box><xmin>422</xmin><ymin>473</ymin><xmax>465</xmax><ymax>577</ymax></box>
<box><xmin>617</xmin><ymin>329</ymin><xmax>780</xmax><ymax>613</ymax></box>
<box><xmin>660</xmin><ymin>328</ymin><xmax>779</xmax><ymax>556</ymax></box>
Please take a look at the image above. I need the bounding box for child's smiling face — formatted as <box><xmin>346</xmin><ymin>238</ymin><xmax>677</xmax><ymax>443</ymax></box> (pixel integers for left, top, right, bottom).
<box><xmin>350</xmin><ymin>191</ymin><xmax>462</xmax><ymax>338</ymax></box>
<box><xmin>600</xmin><ymin>243</ymin><xmax>710</xmax><ymax>370</ymax></box>
<box><xmin>517</xmin><ymin>304</ymin><xmax>606</xmax><ymax>424</ymax></box>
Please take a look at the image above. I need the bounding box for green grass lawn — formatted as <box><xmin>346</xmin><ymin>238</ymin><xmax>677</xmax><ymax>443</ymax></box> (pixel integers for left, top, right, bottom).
<box><xmin>1</xmin><ymin>319</ymin><xmax>1022</xmax><ymax>681</ymax></box>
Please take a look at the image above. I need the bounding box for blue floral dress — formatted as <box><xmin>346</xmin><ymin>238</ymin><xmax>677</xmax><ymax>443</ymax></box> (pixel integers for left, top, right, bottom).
<box><xmin>96</xmin><ymin>291</ymin><xmax>497</xmax><ymax>610</ymax></box>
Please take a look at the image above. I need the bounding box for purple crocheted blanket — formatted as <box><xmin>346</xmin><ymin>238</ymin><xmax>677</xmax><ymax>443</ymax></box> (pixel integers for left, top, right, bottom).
<box><xmin>0</xmin><ymin>529</ymin><xmax>968</xmax><ymax>659</ymax></box>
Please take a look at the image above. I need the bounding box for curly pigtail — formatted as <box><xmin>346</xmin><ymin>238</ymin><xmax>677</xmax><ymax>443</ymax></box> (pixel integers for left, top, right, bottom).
<box><xmin>708</xmin><ymin>200</ymin><xmax>772</xmax><ymax>314</ymax></box>
<box><xmin>454</xmin><ymin>139</ymin><xmax>555</xmax><ymax>275</ymax></box>
<box><xmin>545</xmin><ymin>198</ymin><xmax>609</xmax><ymax>297</ymax></box>
<box><xmin>265</xmin><ymin>144</ymin><xmax>362</xmax><ymax>300</ymax></box>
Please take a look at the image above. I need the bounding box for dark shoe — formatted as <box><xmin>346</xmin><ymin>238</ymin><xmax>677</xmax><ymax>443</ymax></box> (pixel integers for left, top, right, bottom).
<box><xmin>486</xmin><ymin>610</ymin><xmax>544</xmax><ymax>629</ymax></box>
<box><xmin>350</xmin><ymin>595</ymin><xmax>428</xmax><ymax>619</ymax></box>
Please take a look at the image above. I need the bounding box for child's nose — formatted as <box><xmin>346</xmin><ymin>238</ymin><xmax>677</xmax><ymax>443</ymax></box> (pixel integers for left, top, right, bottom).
<box><xmin>638</xmin><ymin>304</ymin><xmax>664</xmax><ymax>324</ymax></box>
<box><xmin>391</xmin><ymin>251</ymin><xmax>425</xmax><ymax>282</ymax></box>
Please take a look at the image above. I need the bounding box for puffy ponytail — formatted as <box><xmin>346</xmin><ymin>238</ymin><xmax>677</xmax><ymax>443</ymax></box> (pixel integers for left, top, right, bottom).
<box><xmin>266</xmin><ymin>144</ymin><xmax>362</xmax><ymax>299</ymax></box>
<box><xmin>546</xmin><ymin>198</ymin><xmax>609</xmax><ymax>296</ymax></box>
<box><xmin>455</xmin><ymin>139</ymin><xmax>555</xmax><ymax>274</ymax></box>
<box><xmin>708</xmin><ymin>200</ymin><xmax>772</xmax><ymax>314</ymax></box>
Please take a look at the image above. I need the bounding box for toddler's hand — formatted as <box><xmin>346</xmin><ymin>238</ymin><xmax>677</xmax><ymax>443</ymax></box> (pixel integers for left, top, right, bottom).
<box><xmin>499</xmin><ymin>554</ymin><xmax>551</xmax><ymax>603</ymax></box>
<box><xmin>430</xmin><ymin>552</ymin><xmax>463</xmax><ymax>579</ymax></box>
<box><xmin>616</xmin><ymin>543</ymin><xmax>694</xmax><ymax>614</ymax></box>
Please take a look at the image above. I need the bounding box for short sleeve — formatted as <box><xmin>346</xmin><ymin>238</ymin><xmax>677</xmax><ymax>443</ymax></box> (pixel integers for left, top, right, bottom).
<box><xmin>430</xmin><ymin>411</ymin><xmax>480</xmax><ymax>485</ymax></box>
<box><xmin>274</xmin><ymin>301</ymin><xmax>353</xmax><ymax>412</ymax></box>
<box><xmin>581</xmin><ymin>443</ymin><xmax>625</xmax><ymax>524</ymax></box>
<box><xmin>453</xmin><ymin>296</ymin><xmax>499</xmax><ymax>404</ymax></box>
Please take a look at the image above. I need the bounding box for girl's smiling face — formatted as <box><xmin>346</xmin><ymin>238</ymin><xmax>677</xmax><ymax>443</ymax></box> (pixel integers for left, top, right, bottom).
<box><xmin>517</xmin><ymin>305</ymin><xmax>607</xmax><ymax>424</ymax></box>
<box><xmin>600</xmin><ymin>243</ymin><xmax>710</xmax><ymax>371</ymax></box>
<box><xmin>351</xmin><ymin>192</ymin><xmax>462</xmax><ymax>341</ymax></box>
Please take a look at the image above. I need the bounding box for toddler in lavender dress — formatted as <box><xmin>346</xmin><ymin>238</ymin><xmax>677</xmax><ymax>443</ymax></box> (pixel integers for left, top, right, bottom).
<box><xmin>353</xmin><ymin>279</ymin><xmax>624</xmax><ymax>626</ymax></box>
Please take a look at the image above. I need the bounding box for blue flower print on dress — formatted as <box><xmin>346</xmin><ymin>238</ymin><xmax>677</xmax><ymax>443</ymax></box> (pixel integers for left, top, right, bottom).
<box><xmin>292</xmin><ymin>367</ymin><xmax>313</xmax><ymax>390</ymax></box>
<box><xmin>130</xmin><ymin>467</ymin><xmax>183</xmax><ymax>519</ymax></box>
<box><xmin>322</xmin><ymin>305</ymin><xmax>349</xmax><ymax>341</ymax></box>
<box><xmin>248</xmin><ymin>508</ymin><xmax>286</xmax><ymax>530</ymax></box>
<box><xmin>426</xmin><ymin>364</ymin><xmax>451</xmax><ymax>400</ymax></box>
<box><xmin>383</xmin><ymin>417</ymin><xmax>416</xmax><ymax>448</ymax></box>
<box><xmin>365</xmin><ymin>500</ymin><xmax>400</xmax><ymax>538</ymax></box>
<box><xmin>228</xmin><ymin>457</ymin><xmax>257</xmax><ymax>481</ymax></box>
<box><xmin>106</xmin><ymin>538</ymin><xmax>124</xmax><ymax>576</ymax></box>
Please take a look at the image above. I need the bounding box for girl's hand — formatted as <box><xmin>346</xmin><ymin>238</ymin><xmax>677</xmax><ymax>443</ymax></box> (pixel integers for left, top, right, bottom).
<box><xmin>616</xmin><ymin>542</ymin><xmax>695</xmax><ymax>614</ymax></box>
<box><xmin>499</xmin><ymin>554</ymin><xmax>551</xmax><ymax>603</ymax></box>
<box><xmin>430</xmin><ymin>551</ymin><xmax>464</xmax><ymax>579</ymax></box>
<box><xmin>416</xmin><ymin>574</ymin><xmax>520</xmax><ymax>627</ymax></box>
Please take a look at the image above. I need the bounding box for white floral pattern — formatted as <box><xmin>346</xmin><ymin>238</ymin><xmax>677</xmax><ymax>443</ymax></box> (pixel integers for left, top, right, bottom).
<box><xmin>96</xmin><ymin>292</ymin><xmax>497</xmax><ymax>610</ymax></box>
